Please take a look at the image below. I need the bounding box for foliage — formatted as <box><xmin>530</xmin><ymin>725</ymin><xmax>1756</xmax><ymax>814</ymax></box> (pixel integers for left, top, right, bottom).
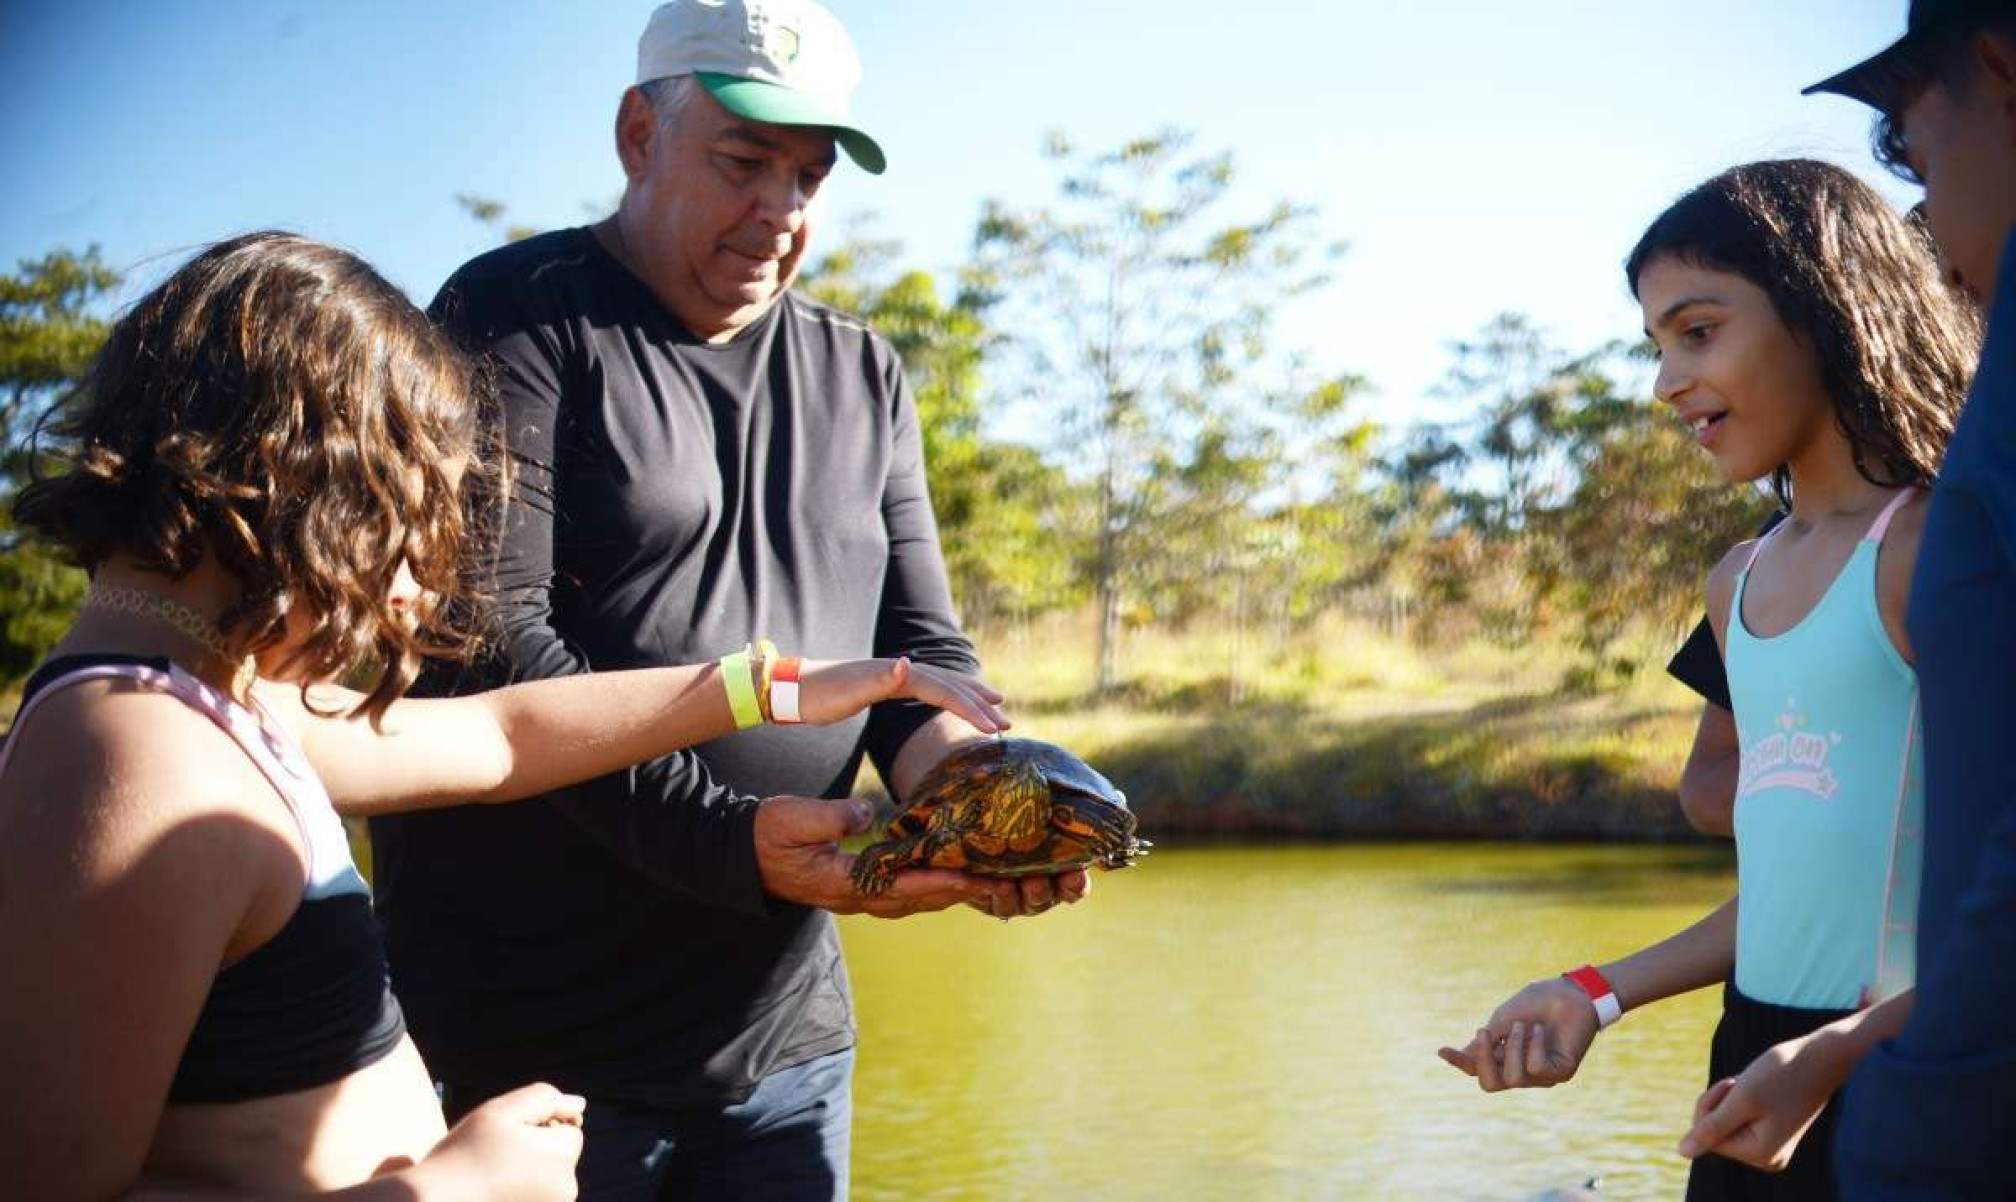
<box><xmin>1542</xmin><ymin>400</ymin><xmax>1773</xmax><ymax>674</ymax></box>
<box><xmin>799</xmin><ymin>225</ymin><xmax>1088</xmax><ymax>627</ymax></box>
<box><xmin>0</xmin><ymin>248</ymin><xmax>115</xmax><ymax>681</ymax></box>
<box><xmin>0</xmin><ymin>521</ymin><xmax>87</xmax><ymax>681</ymax></box>
<box><xmin>1383</xmin><ymin>317</ymin><xmax>1772</xmax><ymax>675</ymax></box>
<box><xmin>1</xmin><ymin>247</ymin><xmax>118</xmax><ymax>438</ymax></box>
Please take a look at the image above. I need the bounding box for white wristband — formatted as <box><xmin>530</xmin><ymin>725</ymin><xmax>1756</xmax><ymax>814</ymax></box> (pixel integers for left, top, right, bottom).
<box><xmin>771</xmin><ymin>677</ymin><xmax>801</xmax><ymax>724</ymax></box>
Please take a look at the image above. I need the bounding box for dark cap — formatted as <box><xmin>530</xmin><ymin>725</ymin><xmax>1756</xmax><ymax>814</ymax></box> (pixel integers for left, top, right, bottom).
<box><xmin>1803</xmin><ymin>0</ymin><xmax>2016</xmax><ymax>109</ymax></box>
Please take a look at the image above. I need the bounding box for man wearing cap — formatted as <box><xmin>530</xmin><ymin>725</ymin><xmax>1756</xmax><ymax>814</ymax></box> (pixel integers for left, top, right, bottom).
<box><xmin>369</xmin><ymin>2</ymin><xmax>1084</xmax><ymax>1197</ymax></box>
<box><xmin>1668</xmin><ymin>3</ymin><xmax>2016</xmax><ymax>1195</ymax></box>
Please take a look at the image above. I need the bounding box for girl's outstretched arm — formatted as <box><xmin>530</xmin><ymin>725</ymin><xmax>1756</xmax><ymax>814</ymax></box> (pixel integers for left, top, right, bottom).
<box><xmin>1442</xmin><ymin>550</ymin><xmax>1749</xmax><ymax>1093</ymax></box>
<box><xmin>279</xmin><ymin>657</ymin><xmax>1008</xmax><ymax>817</ymax></box>
<box><xmin>1438</xmin><ymin>896</ymin><xmax>1738</xmax><ymax>1091</ymax></box>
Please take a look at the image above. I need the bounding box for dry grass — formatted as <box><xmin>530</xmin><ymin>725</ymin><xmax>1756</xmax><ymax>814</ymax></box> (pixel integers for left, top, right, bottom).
<box><xmin>934</xmin><ymin>611</ymin><xmax>1705</xmax><ymax>839</ymax></box>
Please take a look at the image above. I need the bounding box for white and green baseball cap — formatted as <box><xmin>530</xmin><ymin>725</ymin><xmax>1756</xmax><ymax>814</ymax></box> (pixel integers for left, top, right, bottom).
<box><xmin>637</xmin><ymin>0</ymin><xmax>886</xmax><ymax>174</ymax></box>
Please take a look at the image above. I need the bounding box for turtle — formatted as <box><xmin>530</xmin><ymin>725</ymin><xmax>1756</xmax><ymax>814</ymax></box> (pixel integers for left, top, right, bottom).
<box><xmin>850</xmin><ymin>737</ymin><xmax>1148</xmax><ymax>896</ymax></box>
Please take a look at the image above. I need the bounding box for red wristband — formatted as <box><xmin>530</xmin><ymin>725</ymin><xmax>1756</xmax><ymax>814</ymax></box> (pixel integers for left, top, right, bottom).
<box><xmin>1564</xmin><ymin>964</ymin><xmax>1623</xmax><ymax>1028</ymax></box>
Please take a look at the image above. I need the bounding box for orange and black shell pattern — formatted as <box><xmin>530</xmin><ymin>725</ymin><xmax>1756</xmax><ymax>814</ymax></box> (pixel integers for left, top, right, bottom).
<box><xmin>851</xmin><ymin>737</ymin><xmax>1148</xmax><ymax>896</ymax></box>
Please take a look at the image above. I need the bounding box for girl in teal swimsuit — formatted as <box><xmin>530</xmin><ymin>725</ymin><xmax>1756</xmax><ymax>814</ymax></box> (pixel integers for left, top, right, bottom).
<box><xmin>1437</xmin><ymin>160</ymin><xmax>1978</xmax><ymax>1200</ymax></box>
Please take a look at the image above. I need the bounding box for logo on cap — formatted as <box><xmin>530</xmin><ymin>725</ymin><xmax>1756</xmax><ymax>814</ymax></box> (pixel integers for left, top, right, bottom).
<box><xmin>741</xmin><ymin>3</ymin><xmax>803</xmax><ymax>69</ymax></box>
<box><xmin>769</xmin><ymin>24</ymin><xmax>801</xmax><ymax>65</ymax></box>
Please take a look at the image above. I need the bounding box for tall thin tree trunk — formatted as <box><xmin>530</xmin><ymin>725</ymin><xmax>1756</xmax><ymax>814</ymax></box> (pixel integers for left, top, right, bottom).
<box><xmin>1093</xmin><ymin>261</ymin><xmax>1125</xmax><ymax>698</ymax></box>
<box><xmin>1095</xmin><ymin>463</ymin><xmax>1120</xmax><ymax>694</ymax></box>
<box><xmin>1097</xmin><ymin>574</ymin><xmax>1121</xmax><ymax>695</ymax></box>
<box><xmin>1228</xmin><ymin>570</ymin><xmax>1246</xmax><ymax>706</ymax></box>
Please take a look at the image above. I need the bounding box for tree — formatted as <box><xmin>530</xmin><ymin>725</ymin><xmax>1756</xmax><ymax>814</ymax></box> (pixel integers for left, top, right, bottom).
<box><xmin>973</xmin><ymin>129</ymin><xmax>1344</xmax><ymax>691</ymax></box>
<box><xmin>1382</xmin><ymin>316</ymin><xmax>1763</xmax><ymax>666</ymax></box>
<box><xmin>1</xmin><ymin>248</ymin><xmax>117</xmax><ymax>437</ymax></box>
<box><xmin>0</xmin><ymin>247</ymin><xmax>119</xmax><ymax>681</ymax></box>
<box><xmin>1437</xmin><ymin>313</ymin><xmax>1579</xmax><ymax>539</ymax></box>
<box><xmin>798</xmin><ymin>225</ymin><xmax>1087</xmax><ymax>628</ymax></box>
<box><xmin>1258</xmin><ymin>367</ymin><xmax>1382</xmax><ymax>618</ymax></box>
<box><xmin>1540</xmin><ymin>365</ymin><xmax>1773</xmax><ymax>675</ymax></box>
<box><xmin>1136</xmin><ymin>366</ymin><xmax>1381</xmax><ymax>701</ymax></box>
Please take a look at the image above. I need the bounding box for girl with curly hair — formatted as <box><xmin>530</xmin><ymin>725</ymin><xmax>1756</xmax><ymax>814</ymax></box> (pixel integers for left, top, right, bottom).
<box><xmin>0</xmin><ymin>231</ymin><xmax>1009</xmax><ymax>1201</ymax></box>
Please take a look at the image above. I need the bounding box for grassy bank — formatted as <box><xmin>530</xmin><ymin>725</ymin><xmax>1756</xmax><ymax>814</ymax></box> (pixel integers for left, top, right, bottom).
<box><xmin>948</xmin><ymin>613</ymin><xmax>1706</xmax><ymax>840</ymax></box>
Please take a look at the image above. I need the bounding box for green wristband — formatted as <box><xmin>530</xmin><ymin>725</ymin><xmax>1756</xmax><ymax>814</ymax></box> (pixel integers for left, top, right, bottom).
<box><xmin>720</xmin><ymin>649</ymin><xmax>764</xmax><ymax>729</ymax></box>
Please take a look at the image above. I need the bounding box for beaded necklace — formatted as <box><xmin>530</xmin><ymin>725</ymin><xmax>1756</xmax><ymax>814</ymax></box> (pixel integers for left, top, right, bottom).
<box><xmin>82</xmin><ymin>581</ymin><xmax>259</xmax><ymax>695</ymax></box>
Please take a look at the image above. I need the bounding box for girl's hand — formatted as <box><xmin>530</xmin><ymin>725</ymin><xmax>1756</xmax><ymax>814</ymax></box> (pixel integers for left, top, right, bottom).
<box><xmin>408</xmin><ymin>1082</ymin><xmax>585</xmax><ymax>1201</ymax></box>
<box><xmin>796</xmin><ymin>658</ymin><xmax>1009</xmax><ymax>733</ymax></box>
<box><xmin>1437</xmin><ymin>976</ymin><xmax>1601</xmax><ymax>1091</ymax></box>
<box><xmin>1676</xmin><ymin>1027</ymin><xmax>1851</xmax><ymax>1170</ymax></box>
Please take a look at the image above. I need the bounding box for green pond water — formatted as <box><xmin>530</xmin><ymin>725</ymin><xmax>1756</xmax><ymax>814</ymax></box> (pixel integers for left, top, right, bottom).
<box><xmin>841</xmin><ymin>842</ymin><xmax>1736</xmax><ymax>1201</ymax></box>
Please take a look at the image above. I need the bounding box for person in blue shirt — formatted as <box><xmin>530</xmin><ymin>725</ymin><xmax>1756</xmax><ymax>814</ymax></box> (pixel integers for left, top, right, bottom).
<box><xmin>1673</xmin><ymin>4</ymin><xmax>2016</xmax><ymax>1195</ymax></box>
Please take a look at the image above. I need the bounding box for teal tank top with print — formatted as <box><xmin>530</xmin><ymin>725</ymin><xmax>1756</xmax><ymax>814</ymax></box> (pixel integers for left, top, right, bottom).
<box><xmin>1726</xmin><ymin>490</ymin><xmax>1923</xmax><ymax>1010</ymax></box>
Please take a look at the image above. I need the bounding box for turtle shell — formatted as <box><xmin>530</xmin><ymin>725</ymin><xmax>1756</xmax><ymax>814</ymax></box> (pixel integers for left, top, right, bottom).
<box><xmin>851</xmin><ymin>737</ymin><xmax>1149</xmax><ymax>895</ymax></box>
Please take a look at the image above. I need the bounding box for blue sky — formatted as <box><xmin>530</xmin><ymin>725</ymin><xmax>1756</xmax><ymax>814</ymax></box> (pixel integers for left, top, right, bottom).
<box><xmin>1</xmin><ymin>0</ymin><xmax>1911</xmax><ymax>431</ymax></box>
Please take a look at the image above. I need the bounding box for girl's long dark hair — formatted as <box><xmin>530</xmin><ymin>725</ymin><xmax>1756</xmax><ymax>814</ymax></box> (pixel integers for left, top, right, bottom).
<box><xmin>1625</xmin><ymin>159</ymin><xmax>1978</xmax><ymax>507</ymax></box>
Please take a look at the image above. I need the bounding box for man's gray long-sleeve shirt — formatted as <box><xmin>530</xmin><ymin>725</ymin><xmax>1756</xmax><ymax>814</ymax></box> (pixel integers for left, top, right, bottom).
<box><xmin>369</xmin><ymin>227</ymin><xmax>978</xmax><ymax>1108</ymax></box>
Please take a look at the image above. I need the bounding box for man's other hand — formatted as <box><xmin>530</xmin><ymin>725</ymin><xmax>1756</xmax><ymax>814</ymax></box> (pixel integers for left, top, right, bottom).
<box><xmin>755</xmin><ymin>794</ymin><xmax>1017</xmax><ymax>918</ymax></box>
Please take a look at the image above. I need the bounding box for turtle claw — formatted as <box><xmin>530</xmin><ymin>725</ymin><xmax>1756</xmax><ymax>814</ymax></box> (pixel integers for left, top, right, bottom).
<box><xmin>850</xmin><ymin>846</ymin><xmax>902</xmax><ymax>897</ymax></box>
<box><xmin>1099</xmin><ymin>837</ymin><xmax>1150</xmax><ymax>871</ymax></box>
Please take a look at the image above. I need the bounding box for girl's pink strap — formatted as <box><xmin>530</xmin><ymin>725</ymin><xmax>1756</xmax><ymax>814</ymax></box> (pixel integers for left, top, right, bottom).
<box><xmin>0</xmin><ymin>663</ymin><xmax>319</xmax><ymax>876</ymax></box>
<box><xmin>0</xmin><ymin>665</ymin><xmax>188</xmax><ymax>781</ymax></box>
<box><xmin>1864</xmin><ymin>489</ymin><xmax>1917</xmax><ymax>546</ymax></box>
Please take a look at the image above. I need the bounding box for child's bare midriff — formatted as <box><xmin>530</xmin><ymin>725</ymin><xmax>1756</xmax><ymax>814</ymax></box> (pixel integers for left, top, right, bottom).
<box><xmin>142</xmin><ymin>1037</ymin><xmax>448</xmax><ymax>1192</ymax></box>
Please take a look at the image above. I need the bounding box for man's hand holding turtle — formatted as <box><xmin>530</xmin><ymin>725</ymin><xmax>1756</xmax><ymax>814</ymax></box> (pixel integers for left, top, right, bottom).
<box><xmin>753</xmin><ymin>794</ymin><xmax>1014</xmax><ymax>919</ymax></box>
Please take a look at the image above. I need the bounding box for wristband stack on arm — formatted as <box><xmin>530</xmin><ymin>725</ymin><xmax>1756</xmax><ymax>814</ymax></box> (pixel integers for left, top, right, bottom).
<box><xmin>718</xmin><ymin>639</ymin><xmax>806</xmax><ymax>729</ymax></box>
<box><xmin>1565</xmin><ymin>964</ymin><xmax>1623</xmax><ymax>1028</ymax></box>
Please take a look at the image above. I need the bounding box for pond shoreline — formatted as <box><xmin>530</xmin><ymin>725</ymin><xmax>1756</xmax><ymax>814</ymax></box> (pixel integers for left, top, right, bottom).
<box><xmin>1119</xmin><ymin>780</ymin><xmax>1707</xmax><ymax>841</ymax></box>
<box><xmin>865</xmin><ymin>783</ymin><xmax>1711</xmax><ymax>842</ymax></box>
<box><xmin>870</xmin><ymin>796</ymin><xmax>1713</xmax><ymax>843</ymax></box>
